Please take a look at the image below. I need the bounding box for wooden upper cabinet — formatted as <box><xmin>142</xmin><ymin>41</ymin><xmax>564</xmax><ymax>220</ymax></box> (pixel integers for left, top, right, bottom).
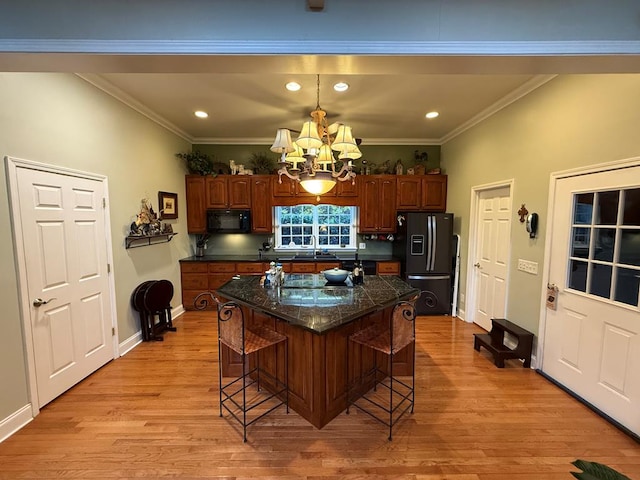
<box><xmin>335</xmin><ymin>178</ymin><xmax>358</xmax><ymax>197</ymax></box>
<box><xmin>185</xmin><ymin>175</ymin><xmax>207</xmax><ymax>234</ymax></box>
<box><xmin>206</xmin><ymin>176</ymin><xmax>251</xmax><ymax>209</ymax></box>
<box><xmin>359</xmin><ymin>175</ymin><xmax>397</xmax><ymax>233</ymax></box>
<box><xmin>422</xmin><ymin>175</ymin><xmax>447</xmax><ymax>211</ymax></box>
<box><xmin>396</xmin><ymin>176</ymin><xmax>422</xmax><ymax>211</ymax></box>
<box><xmin>272</xmin><ymin>176</ymin><xmax>296</xmax><ymax>197</ymax></box>
<box><xmin>395</xmin><ymin>175</ymin><xmax>447</xmax><ymax>212</ymax></box>
<box><xmin>250</xmin><ymin>176</ymin><xmax>273</xmax><ymax>233</ymax></box>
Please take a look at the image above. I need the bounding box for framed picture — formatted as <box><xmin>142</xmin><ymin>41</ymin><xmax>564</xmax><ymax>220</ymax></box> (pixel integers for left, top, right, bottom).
<box><xmin>158</xmin><ymin>191</ymin><xmax>178</xmax><ymax>219</ymax></box>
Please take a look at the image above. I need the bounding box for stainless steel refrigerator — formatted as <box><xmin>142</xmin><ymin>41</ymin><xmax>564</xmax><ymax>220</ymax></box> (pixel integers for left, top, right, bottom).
<box><xmin>393</xmin><ymin>212</ymin><xmax>454</xmax><ymax>315</ymax></box>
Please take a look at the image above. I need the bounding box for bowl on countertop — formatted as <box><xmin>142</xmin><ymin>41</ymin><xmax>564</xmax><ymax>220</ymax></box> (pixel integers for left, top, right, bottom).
<box><xmin>322</xmin><ymin>268</ymin><xmax>350</xmax><ymax>283</ymax></box>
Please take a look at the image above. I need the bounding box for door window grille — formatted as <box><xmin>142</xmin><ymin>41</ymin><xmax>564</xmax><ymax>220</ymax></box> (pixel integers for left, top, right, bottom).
<box><xmin>568</xmin><ymin>188</ymin><xmax>640</xmax><ymax>308</ymax></box>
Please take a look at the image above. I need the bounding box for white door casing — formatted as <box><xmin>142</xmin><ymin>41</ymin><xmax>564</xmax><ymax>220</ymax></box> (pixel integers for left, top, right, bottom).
<box><xmin>540</xmin><ymin>160</ymin><xmax>640</xmax><ymax>436</ymax></box>
<box><xmin>6</xmin><ymin>156</ymin><xmax>117</xmax><ymax>413</ymax></box>
<box><xmin>467</xmin><ymin>182</ymin><xmax>513</xmax><ymax>330</ymax></box>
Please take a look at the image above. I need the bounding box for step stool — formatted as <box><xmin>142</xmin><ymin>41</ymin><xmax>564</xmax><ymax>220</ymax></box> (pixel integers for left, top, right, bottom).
<box><xmin>473</xmin><ymin>318</ymin><xmax>533</xmax><ymax>368</ymax></box>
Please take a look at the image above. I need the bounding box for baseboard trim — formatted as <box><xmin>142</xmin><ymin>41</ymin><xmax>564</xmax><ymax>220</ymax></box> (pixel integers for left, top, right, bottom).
<box><xmin>0</xmin><ymin>404</ymin><xmax>33</xmax><ymax>443</ymax></box>
<box><xmin>119</xmin><ymin>305</ymin><xmax>185</xmax><ymax>356</ymax></box>
<box><xmin>457</xmin><ymin>308</ymin><xmax>466</xmax><ymax>322</ymax></box>
<box><xmin>536</xmin><ymin>370</ymin><xmax>639</xmax><ymax>442</ymax></box>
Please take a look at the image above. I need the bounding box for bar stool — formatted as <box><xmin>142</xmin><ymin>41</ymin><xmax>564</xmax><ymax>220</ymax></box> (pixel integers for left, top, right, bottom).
<box><xmin>216</xmin><ymin>301</ymin><xmax>288</xmax><ymax>442</ymax></box>
<box><xmin>346</xmin><ymin>299</ymin><xmax>417</xmax><ymax>440</ymax></box>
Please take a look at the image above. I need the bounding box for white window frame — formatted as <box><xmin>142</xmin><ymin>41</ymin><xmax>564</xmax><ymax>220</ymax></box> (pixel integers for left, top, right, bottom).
<box><xmin>274</xmin><ymin>204</ymin><xmax>358</xmax><ymax>252</ymax></box>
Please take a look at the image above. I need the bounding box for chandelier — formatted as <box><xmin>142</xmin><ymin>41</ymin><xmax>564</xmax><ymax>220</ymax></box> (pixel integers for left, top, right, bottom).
<box><xmin>271</xmin><ymin>75</ymin><xmax>360</xmax><ymax>196</ymax></box>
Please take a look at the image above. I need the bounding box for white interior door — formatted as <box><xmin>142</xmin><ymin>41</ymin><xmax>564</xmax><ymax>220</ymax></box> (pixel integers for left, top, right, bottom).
<box><xmin>542</xmin><ymin>165</ymin><xmax>640</xmax><ymax>436</ymax></box>
<box><xmin>471</xmin><ymin>186</ymin><xmax>512</xmax><ymax>331</ymax></box>
<box><xmin>14</xmin><ymin>163</ymin><xmax>114</xmax><ymax>408</ymax></box>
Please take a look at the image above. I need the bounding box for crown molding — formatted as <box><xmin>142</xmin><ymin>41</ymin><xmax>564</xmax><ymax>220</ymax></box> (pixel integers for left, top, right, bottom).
<box><xmin>440</xmin><ymin>74</ymin><xmax>557</xmax><ymax>144</ymax></box>
<box><xmin>192</xmin><ymin>137</ymin><xmax>442</xmax><ymax>146</ymax></box>
<box><xmin>75</xmin><ymin>74</ymin><xmax>194</xmax><ymax>143</ymax></box>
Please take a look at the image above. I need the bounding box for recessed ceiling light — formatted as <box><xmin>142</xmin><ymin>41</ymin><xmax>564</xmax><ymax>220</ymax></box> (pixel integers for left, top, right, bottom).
<box><xmin>425</xmin><ymin>111</ymin><xmax>439</xmax><ymax>119</ymax></box>
<box><xmin>286</xmin><ymin>82</ymin><xmax>301</xmax><ymax>92</ymax></box>
<box><xmin>333</xmin><ymin>82</ymin><xmax>349</xmax><ymax>92</ymax></box>
<box><xmin>194</xmin><ymin>110</ymin><xmax>209</xmax><ymax>118</ymax></box>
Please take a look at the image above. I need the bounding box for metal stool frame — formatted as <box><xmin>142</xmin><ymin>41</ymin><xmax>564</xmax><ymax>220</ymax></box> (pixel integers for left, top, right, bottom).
<box><xmin>195</xmin><ymin>293</ymin><xmax>288</xmax><ymax>442</ymax></box>
<box><xmin>346</xmin><ymin>300</ymin><xmax>417</xmax><ymax>440</ymax></box>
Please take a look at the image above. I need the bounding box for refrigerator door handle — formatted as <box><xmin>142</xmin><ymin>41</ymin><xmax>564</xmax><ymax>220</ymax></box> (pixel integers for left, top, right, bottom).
<box><xmin>407</xmin><ymin>274</ymin><xmax>451</xmax><ymax>281</ymax></box>
<box><xmin>430</xmin><ymin>215</ymin><xmax>437</xmax><ymax>271</ymax></box>
<box><xmin>426</xmin><ymin>216</ymin><xmax>432</xmax><ymax>271</ymax></box>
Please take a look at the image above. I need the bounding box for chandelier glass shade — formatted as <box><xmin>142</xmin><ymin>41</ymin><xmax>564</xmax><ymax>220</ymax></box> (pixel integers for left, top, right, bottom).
<box><xmin>271</xmin><ymin>75</ymin><xmax>359</xmax><ymax>195</ymax></box>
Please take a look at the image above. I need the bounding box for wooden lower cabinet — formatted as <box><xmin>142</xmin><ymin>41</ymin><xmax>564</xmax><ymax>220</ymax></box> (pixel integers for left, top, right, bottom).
<box><xmin>221</xmin><ymin>305</ymin><xmax>412</xmax><ymax>429</ymax></box>
<box><xmin>376</xmin><ymin>260</ymin><xmax>401</xmax><ymax>275</ymax></box>
<box><xmin>180</xmin><ymin>262</ymin><xmax>209</xmax><ymax>310</ymax></box>
<box><xmin>181</xmin><ymin>261</ymin><xmax>266</xmax><ymax>310</ymax></box>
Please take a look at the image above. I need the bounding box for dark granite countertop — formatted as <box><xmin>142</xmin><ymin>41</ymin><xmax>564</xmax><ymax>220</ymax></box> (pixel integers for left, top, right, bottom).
<box><xmin>216</xmin><ymin>274</ymin><xmax>419</xmax><ymax>334</ymax></box>
<box><xmin>180</xmin><ymin>253</ymin><xmax>399</xmax><ymax>263</ymax></box>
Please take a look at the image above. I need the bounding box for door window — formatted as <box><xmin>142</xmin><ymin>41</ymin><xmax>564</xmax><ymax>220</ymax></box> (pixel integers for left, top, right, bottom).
<box><xmin>568</xmin><ymin>188</ymin><xmax>640</xmax><ymax>308</ymax></box>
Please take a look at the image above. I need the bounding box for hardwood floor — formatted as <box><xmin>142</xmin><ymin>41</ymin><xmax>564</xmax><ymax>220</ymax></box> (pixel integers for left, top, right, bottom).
<box><xmin>1</xmin><ymin>312</ymin><xmax>638</xmax><ymax>479</ymax></box>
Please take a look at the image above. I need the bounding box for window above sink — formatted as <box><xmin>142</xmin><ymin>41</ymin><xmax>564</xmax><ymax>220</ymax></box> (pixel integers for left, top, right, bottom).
<box><xmin>274</xmin><ymin>204</ymin><xmax>357</xmax><ymax>252</ymax></box>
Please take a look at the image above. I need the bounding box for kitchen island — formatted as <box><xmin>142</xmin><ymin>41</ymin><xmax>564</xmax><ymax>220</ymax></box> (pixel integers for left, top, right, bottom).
<box><xmin>214</xmin><ymin>274</ymin><xmax>419</xmax><ymax>428</ymax></box>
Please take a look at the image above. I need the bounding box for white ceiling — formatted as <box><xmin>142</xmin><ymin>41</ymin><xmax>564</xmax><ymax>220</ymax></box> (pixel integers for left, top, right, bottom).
<box><xmin>85</xmin><ymin>71</ymin><xmax>546</xmax><ymax>146</ymax></box>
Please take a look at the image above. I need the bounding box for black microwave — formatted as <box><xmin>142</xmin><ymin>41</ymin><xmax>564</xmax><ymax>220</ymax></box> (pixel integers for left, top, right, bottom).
<box><xmin>206</xmin><ymin>209</ymin><xmax>251</xmax><ymax>233</ymax></box>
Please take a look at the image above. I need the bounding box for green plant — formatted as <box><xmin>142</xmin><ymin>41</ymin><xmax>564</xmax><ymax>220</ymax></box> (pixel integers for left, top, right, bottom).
<box><xmin>176</xmin><ymin>150</ymin><xmax>215</xmax><ymax>175</ymax></box>
<box><xmin>571</xmin><ymin>459</ymin><xmax>632</xmax><ymax>480</ymax></box>
<box><xmin>249</xmin><ymin>152</ymin><xmax>275</xmax><ymax>174</ymax></box>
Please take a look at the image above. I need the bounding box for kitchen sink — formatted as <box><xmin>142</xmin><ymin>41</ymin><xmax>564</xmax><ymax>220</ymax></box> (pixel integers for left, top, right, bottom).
<box><xmin>292</xmin><ymin>252</ymin><xmax>339</xmax><ymax>260</ymax></box>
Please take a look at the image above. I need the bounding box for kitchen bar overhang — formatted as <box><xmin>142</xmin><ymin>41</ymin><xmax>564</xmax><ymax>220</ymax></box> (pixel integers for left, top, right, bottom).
<box><xmin>216</xmin><ymin>274</ymin><xmax>420</xmax><ymax>334</ymax></box>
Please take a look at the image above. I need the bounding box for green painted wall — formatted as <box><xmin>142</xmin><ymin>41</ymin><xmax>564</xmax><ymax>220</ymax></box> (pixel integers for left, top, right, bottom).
<box><xmin>442</xmin><ymin>74</ymin><xmax>640</xmax><ymax>335</ymax></box>
<box><xmin>0</xmin><ymin>73</ymin><xmax>191</xmax><ymax>422</ymax></box>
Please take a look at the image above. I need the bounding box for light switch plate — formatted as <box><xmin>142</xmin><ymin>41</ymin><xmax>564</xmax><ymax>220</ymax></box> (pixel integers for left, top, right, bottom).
<box><xmin>359</xmin><ymin>242</ymin><xmax>366</xmax><ymax>249</ymax></box>
<box><xmin>518</xmin><ymin>259</ymin><xmax>538</xmax><ymax>275</ymax></box>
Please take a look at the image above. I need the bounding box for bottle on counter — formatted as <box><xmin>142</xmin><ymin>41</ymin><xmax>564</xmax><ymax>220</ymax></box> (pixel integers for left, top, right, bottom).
<box><xmin>352</xmin><ymin>261</ymin><xmax>362</xmax><ymax>285</ymax></box>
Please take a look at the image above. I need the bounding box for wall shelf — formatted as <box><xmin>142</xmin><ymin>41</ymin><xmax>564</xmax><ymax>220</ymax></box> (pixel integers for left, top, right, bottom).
<box><xmin>126</xmin><ymin>233</ymin><xmax>178</xmax><ymax>249</ymax></box>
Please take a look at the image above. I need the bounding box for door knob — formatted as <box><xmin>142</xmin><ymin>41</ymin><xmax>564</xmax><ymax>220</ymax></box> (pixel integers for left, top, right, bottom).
<box><xmin>473</xmin><ymin>262</ymin><xmax>481</xmax><ymax>268</ymax></box>
<box><xmin>33</xmin><ymin>297</ymin><xmax>56</xmax><ymax>307</ymax></box>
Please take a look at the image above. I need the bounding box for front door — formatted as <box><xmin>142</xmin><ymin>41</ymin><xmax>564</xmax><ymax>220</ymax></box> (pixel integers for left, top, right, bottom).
<box><xmin>542</xmin><ymin>164</ymin><xmax>640</xmax><ymax>436</ymax></box>
<box><xmin>471</xmin><ymin>185</ymin><xmax>512</xmax><ymax>331</ymax></box>
<box><xmin>9</xmin><ymin>159</ymin><xmax>115</xmax><ymax>408</ymax></box>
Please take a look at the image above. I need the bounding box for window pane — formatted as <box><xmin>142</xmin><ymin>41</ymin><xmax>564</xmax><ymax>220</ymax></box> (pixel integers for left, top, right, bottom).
<box><xmin>614</xmin><ymin>267</ymin><xmax>640</xmax><ymax>306</ymax></box>
<box><xmin>589</xmin><ymin>263</ymin><xmax>612</xmax><ymax>299</ymax></box>
<box><xmin>593</xmin><ymin>228</ymin><xmax>615</xmax><ymax>262</ymax></box>
<box><xmin>568</xmin><ymin>260</ymin><xmax>588</xmax><ymax>292</ymax></box>
<box><xmin>595</xmin><ymin>190</ymin><xmax>619</xmax><ymax>225</ymax></box>
<box><xmin>622</xmin><ymin>188</ymin><xmax>640</xmax><ymax>226</ymax></box>
<box><xmin>574</xmin><ymin>193</ymin><xmax>593</xmax><ymax>225</ymax></box>
<box><xmin>619</xmin><ymin>229</ymin><xmax>640</xmax><ymax>267</ymax></box>
<box><xmin>571</xmin><ymin>227</ymin><xmax>590</xmax><ymax>258</ymax></box>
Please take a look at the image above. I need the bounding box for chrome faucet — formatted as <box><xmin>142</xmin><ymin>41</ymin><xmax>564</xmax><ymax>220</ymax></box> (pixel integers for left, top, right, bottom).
<box><xmin>308</xmin><ymin>234</ymin><xmax>317</xmax><ymax>254</ymax></box>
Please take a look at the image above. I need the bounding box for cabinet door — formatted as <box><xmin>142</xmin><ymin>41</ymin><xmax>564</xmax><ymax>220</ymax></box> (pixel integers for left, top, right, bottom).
<box><xmin>377</xmin><ymin>177</ymin><xmax>397</xmax><ymax>233</ymax></box>
<box><xmin>185</xmin><ymin>175</ymin><xmax>206</xmax><ymax>233</ymax></box>
<box><xmin>376</xmin><ymin>261</ymin><xmax>400</xmax><ymax>275</ymax></box>
<box><xmin>236</xmin><ymin>262</ymin><xmax>267</xmax><ymax>275</ymax></box>
<box><xmin>272</xmin><ymin>177</ymin><xmax>296</xmax><ymax>197</ymax></box>
<box><xmin>315</xmin><ymin>261</ymin><xmax>341</xmax><ymax>272</ymax></box>
<box><xmin>396</xmin><ymin>176</ymin><xmax>421</xmax><ymax>211</ymax></box>
<box><xmin>205</xmin><ymin>176</ymin><xmax>228</xmax><ymax>208</ymax></box>
<box><xmin>228</xmin><ymin>176</ymin><xmax>252</xmax><ymax>208</ymax></box>
<box><xmin>422</xmin><ymin>175</ymin><xmax>447</xmax><ymax>211</ymax></box>
<box><xmin>358</xmin><ymin>177</ymin><xmax>380</xmax><ymax>232</ymax></box>
<box><xmin>335</xmin><ymin>178</ymin><xmax>358</xmax><ymax>197</ymax></box>
<box><xmin>251</xmin><ymin>176</ymin><xmax>273</xmax><ymax>233</ymax></box>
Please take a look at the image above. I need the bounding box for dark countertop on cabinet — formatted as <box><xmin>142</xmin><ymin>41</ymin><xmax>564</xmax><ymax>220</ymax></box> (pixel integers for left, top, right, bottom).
<box><xmin>180</xmin><ymin>253</ymin><xmax>400</xmax><ymax>263</ymax></box>
<box><xmin>216</xmin><ymin>274</ymin><xmax>419</xmax><ymax>334</ymax></box>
